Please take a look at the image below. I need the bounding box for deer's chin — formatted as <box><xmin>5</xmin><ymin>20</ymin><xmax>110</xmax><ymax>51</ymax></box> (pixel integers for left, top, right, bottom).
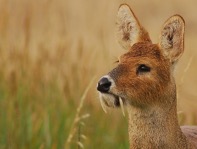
<box><xmin>99</xmin><ymin>93</ymin><xmax>125</xmax><ymax>108</ymax></box>
<box><xmin>99</xmin><ymin>93</ymin><xmax>126</xmax><ymax>116</ymax></box>
<box><xmin>99</xmin><ymin>93</ymin><xmax>120</xmax><ymax>108</ymax></box>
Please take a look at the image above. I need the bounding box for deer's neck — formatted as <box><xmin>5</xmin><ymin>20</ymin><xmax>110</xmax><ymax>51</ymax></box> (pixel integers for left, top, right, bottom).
<box><xmin>127</xmin><ymin>97</ymin><xmax>189</xmax><ymax>149</ymax></box>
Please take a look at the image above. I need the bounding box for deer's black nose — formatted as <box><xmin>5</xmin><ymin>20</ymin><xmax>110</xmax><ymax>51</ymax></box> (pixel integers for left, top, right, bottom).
<box><xmin>97</xmin><ymin>77</ymin><xmax>111</xmax><ymax>93</ymax></box>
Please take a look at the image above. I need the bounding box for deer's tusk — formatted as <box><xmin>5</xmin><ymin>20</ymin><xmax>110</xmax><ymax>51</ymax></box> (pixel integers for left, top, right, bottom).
<box><xmin>119</xmin><ymin>97</ymin><xmax>125</xmax><ymax>117</ymax></box>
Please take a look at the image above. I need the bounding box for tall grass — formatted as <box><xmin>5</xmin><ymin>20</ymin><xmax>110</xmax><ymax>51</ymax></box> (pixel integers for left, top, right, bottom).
<box><xmin>0</xmin><ymin>0</ymin><xmax>196</xmax><ymax>148</ymax></box>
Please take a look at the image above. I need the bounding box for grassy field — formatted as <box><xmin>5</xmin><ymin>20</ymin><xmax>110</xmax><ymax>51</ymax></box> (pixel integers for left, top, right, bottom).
<box><xmin>0</xmin><ymin>0</ymin><xmax>197</xmax><ymax>148</ymax></box>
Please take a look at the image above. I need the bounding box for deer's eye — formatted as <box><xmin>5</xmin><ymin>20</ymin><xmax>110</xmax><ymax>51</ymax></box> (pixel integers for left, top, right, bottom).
<box><xmin>137</xmin><ymin>64</ymin><xmax>151</xmax><ymax>75</ymax></box>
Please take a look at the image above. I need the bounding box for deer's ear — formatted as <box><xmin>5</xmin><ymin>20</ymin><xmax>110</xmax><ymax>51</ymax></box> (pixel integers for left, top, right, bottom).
<box><xmin>159</xmin><ymin>15</ymin><xmax>185</xmax><ymax>64</ymax></box>
<box><xmin>116</xmin><ymin>4</ymin><xmax>151</xmax><ymax>50</ymax></box>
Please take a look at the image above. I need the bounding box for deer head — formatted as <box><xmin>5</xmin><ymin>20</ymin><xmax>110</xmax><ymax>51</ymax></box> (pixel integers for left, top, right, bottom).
<box><xmin>97</xmin><ymin>4</ymin><xmax>185</xmax><ymax>113</ymax></box>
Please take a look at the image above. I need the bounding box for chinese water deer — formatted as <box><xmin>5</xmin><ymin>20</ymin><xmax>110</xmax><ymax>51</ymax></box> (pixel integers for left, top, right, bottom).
<box><xmin>97</xmin><ymin>4</ymin><xmax>197</xmax><ymax>149</ymax></box>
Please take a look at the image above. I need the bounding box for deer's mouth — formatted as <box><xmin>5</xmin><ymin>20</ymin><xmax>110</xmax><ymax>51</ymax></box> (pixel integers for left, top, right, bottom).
<box><xmin>99</xmin><ymin>93</ymin><xmax>125</xmax><ymax>116</ymax></box>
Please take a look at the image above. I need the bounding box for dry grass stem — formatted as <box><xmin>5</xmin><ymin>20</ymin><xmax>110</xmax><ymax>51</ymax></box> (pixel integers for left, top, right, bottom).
<box><xmin>65</xmin><ymin>76</ymin><xmax>96</xmax><ymax>148</ymax></box>
<box><xmin>180</xmin><ymin>55</ymin><xmax>194</xmax><ymax>85</ymax></box>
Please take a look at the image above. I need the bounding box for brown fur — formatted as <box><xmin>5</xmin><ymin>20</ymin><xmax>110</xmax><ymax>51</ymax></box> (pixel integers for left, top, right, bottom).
<box><xmin>98</xmin><ymin>4</ymin><xmax>197</xmax><ymax>149</ymax></box>
<box><xmin>109</xmin><ymin>43</ymin><xmax>171</xmax><ymax>107</ymax></box>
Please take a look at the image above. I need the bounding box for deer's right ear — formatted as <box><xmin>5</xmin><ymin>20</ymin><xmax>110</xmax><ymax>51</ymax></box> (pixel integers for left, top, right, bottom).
<box><xmin>159</xmin><ymin>15</ymin><xmax>185</xmax><ymax>64</ymax></box>
<box><xmin>116</xmin><ymin>4</ymin><xmax>151</xmax><ymax>50</ymax></box>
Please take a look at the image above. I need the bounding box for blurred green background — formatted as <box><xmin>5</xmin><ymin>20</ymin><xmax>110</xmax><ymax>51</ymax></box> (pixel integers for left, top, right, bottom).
<box><xmin>0</xmin><ymin>0</ymin><xmax>196</xmax><ymax>148</ymax></box>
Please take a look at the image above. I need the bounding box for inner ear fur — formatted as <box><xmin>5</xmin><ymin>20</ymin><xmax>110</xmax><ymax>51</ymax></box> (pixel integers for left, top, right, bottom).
<box><xmin>116</xmin><ymin>4</ymin><xmax>151</xmax><ymax>50</ymax></box>
<box><xmin>159</xmin><ymin>15</ymin><xmax>185</xmax><ymax>64</ymax></box>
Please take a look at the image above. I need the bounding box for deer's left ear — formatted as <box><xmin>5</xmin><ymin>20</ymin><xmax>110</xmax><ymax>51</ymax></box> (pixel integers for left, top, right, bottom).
<box><xmin>159</xmin><ymin>15</ymin><xmax>185</xmax><ymax>64</ymax></box>
<box><xmin>116</xmin><ymin>4</ymin><xmax>151</xmax><ymax>50</ymax></box>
